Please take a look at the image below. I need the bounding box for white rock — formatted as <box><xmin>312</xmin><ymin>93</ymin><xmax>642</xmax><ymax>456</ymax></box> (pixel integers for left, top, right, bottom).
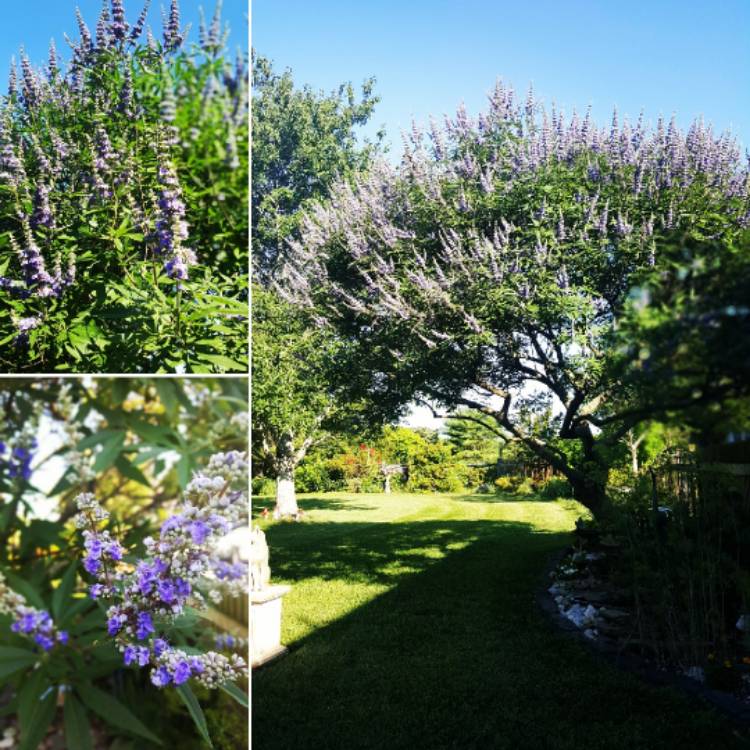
<box><xmin>563</xmin><ymin>603</ymin><xmax>588</xmax><ymax>628</ymax></box>
<box><xmin>684</xmin><ymin>666</ymin><xmax>705</xmax><ymax>683</ymax></box>
<box><xmin>736</xmin><ymin>614</ymin><xmax>750</xmax><ymax>632</ymax></box>
<box><xmin>583</xmin><ymin>604</ymin><xmax>597</xmax><ymax>622</ymax></box>
<box><xmin>583</xmin><ymin>628</ymin><xmax>598</xmax><ymax>640</ymax></box>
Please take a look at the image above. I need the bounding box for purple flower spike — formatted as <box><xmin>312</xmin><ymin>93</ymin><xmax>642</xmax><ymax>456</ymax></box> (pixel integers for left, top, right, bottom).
<box><xmin>163</xmin><ymin>0</ymin><xmax>183</xmax><ymax>51</ymax></box>
<box><xmin>110</xmin><ymin>0</ymin><xmax>130</xmax><ymax>42</ymax></box>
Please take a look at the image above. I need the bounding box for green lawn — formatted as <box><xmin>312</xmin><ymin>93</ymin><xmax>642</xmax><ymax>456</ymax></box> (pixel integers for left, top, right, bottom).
<box><xmin>252</xmin><ymin>492</ymin><xmax>746</xmax><ymax>750</ymax></box>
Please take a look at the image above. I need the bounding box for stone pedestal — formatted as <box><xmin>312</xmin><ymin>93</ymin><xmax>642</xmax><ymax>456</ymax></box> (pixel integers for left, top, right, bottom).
<box><xmin>250</xmin><ymin>584</ymin><xmax>291</xmax><ymax>667</ymax></box>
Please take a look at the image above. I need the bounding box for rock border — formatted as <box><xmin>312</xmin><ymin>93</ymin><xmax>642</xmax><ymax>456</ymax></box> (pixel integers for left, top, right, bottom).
<box><xmin>536</xmin><ymin>548</ymin><xmax>750</xmax><ymax>728</ymax></box>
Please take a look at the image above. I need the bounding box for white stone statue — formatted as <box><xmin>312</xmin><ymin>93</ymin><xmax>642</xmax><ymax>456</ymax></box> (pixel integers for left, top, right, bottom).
<box><xmin>249</xmin><ymin>526</ymin><xmax>291</xmax><ymax>667</ymax></box>
<box><xmin>249</xmin><ymin>527</ymin><xmax>271</xmax><ymax>592</ymax></box>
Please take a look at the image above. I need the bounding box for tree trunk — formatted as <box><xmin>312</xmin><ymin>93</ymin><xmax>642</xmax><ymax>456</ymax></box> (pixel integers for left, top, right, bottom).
<box><xmin>630</xmin><ymin>443</ymin><xmax>639</xmax><ymax>475</ymax></box>
<box><xmin>568</xmin><ymin>473</ymin><xmax>609</xmax><ymax>518</ymax></box>
<box><xmin>274</xmin><ymin>433</ymin><xmax>299</xmax><ymax>518</ymax></box>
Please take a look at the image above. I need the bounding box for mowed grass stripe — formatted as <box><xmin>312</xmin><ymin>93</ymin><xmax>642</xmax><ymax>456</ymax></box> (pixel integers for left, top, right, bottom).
<box><xmin>253</xmin><ymin>493</ymin><xmax>743</xmax><ymax>750</ymax></box>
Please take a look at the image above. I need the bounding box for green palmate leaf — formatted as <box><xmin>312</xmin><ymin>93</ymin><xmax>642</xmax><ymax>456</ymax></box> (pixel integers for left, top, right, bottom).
<box><xmin>52</xmin><ymin>562</ymin><xmax>79</xmax><ymax>620</ymax></box>
<box><xmin>155</xmin><ymin>380</ymin><xmax>180</xmax><ymax>415</ymax></box>
<box><xmin>176</xmin><ymin>453</ymin><xmax>193</xmax><ymax>489</ymax></box>
<box><xmin>197</xmin><ymin>354</ymin><xmax>246</xmax><ymax>372</ymax></box>
<box><xmin>77</xmin><ymin>684</ymin><xmax>162</xmax><ymax>745</ymax></box>
<box><xmin>64</xmin><ymin>694</ymin><xmax>93</xmax><ymax>750</ymax></box>
<box><xmin>115</xmin><ymin>455</ymin><xmax>151</xmax><ymax>487</ymax></box>
<box><xmin>18</xmin><ymin>670</ymin><xmax>46</xmax><ymax>725</ymax></box>
<box><xmin>219</xmin><ymin>681</ymin><xmax>249</xmax><ymax>709</ymax></box>
<box><xmin>176</xmin><ymin>684</ymin><xmax>214</xmax><ymax>749</ymax></box>
<box><xmin>93</xmin><ymin>431</ymin><xmax>127</xmax><ymax>472</ymax></box>
<box><xmin>0</xmin><ymin>647</ymin><xmax>37</xmax><ymax>681</ymax></box>
<box><xmin>59</xmin><ymin>596</ymin><xmax>95</xmax><ymax>630</ymax></box>
<box><xmin>3</xmin><ymin>571</ymin><xmax>45</xmax><ymax>610</ymax></box>
<box><xmin>77</xmin><ymin>429</ymin><xmax>123</xmax><ymax>451</ymax></box>
<box><xmin>124</xmin><ymin>416</ymin><xmax>177</xmax><ymax>446</ymax></box>
<box><xmin>19</xmin><ymin>684</ymin><xmax>56</xmax><ymax>750</ymax></box>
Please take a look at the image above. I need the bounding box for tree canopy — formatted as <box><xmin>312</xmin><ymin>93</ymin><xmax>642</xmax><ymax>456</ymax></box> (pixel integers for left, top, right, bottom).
<box><xmin>279</xmin><ymin>83</ymin><xmax>750</xmax><ymax>515</ymax></box>
<box><xmin>251</xmin><ymin>54</ymin><xmax>381</xmax><ymax>282</ymax></box>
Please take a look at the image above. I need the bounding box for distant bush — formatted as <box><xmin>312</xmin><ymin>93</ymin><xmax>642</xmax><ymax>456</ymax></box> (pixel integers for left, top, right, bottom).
<box><xmin>539</xmin><ymin>477</ymin><xmax>573</xmax><ymax>498</ymax></box>
<box><xmin>516</xmin><ymin>478</ymin><xmax>537</xmax><ymax>495</ymax></box>
<box><xmin>251</xmin><ymin>476</ymin><xmax>276</xmax><ymax>496</ymax></box>
<box><xmin>494</xmin><ymin>475</ymin><xmax>522</xmax><ymax>492</ymax></box>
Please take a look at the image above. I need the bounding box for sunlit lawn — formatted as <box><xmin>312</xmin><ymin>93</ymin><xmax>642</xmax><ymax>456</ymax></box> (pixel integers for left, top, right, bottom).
<box><xmin>252</xmin><ymin>492</ymin><xmax>744</xmax><ymax>749</ymax></box>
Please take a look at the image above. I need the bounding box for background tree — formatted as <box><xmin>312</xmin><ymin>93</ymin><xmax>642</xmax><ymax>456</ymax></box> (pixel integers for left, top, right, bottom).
<box><xmin>251</xmin><ymin>57</ymin><xmax>382</xmax><ymax>514</ymax></box>
<box><xmin>251</xmin><ymin>54</ymin><xmax>381</xmax><ymax>282</ymax></box>
<box><xmin>444</xmin><ymin>408</ymin><xmax>504</xmax><ymax>469</ymax></box>
<box><xmin>280</xmin><ymin>84</ymin><xmax>750</xmax><ymax>517</ymax></box>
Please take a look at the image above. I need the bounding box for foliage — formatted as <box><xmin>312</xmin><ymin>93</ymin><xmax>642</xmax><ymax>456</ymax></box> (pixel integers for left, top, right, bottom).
<box><xmin>613</xmin><ymin>457</ymin><xmax>750</xmax><ymax>670</ymax></box>
<box><xmin>251</xmin><ymin>53</ymin><xmax>381</xmax><ymax>282</ymax></box>
<box><xmin>444</xmin><ymin>408</ymin><xmax>503</xmax><ymax>468</ymax></box>
<box><xmin>0</xmin><ymin>0</ymin><xmax>248</xmax><ymax>373</ymax></box>
<box><xmin>292</xmin><ymin>426</ymin><xmax>484</xmax><ymax>494</ymax></box>
<box><xmin>251</xmin><ymin>58</ymin><xmax>382</xmax><ymax>504</ymax></box>
<box><xmin>614</xmin><ymin>231</ymin><xmax>750</xmax><ymax>427</ymax></box>
<box><xmin>326</xmin><ymin>443</ymin><xmax>383</xmax><ymax>493</ymax></box>
<box><xmin>251</xmin><ymin>286</ymin><xmax>339</xmax><ymax>463</ymax></box>
<box><xmin>538</xmin><ymin>476</ymin><xmax>573</xmax><ymax>499</ymax></box>
<box><xmin>279</xmin><ymin>82</ymin><xmax>749</xmax><ymax>515</ymax></box>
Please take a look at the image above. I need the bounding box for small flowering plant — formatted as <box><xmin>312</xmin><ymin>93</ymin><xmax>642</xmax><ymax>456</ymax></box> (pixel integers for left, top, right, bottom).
<box><xmin>73</xmin><ymin>451</ymin><xmax>248</xmax><ymax>692</ymax></box>
<box><xmin>0</xmin><ymin>450</ymin><xmax>249</xmax><ymax>748</ymax></box>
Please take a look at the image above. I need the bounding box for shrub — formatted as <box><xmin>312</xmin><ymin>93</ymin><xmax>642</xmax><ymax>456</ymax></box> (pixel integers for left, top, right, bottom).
<box><xmin>0</xmin><ymin>0</ymin><xmax>248</xmax><ymax>372</ymax></box>
<box><xmin>494</xmin><ymin>475</ymin><xmax>522</xmax><ymax>493</ymax></box>
<box><xmin>251</xmin><ymin>476</ymin><xmax>276</xmax><ymax>496</ymax></box>
<box><xmin>539</xmin><ymin>477</ymin><xmax>573</xmax><ymax>499</ymax></box>
<box><xmin>516</xmin><ymin>478</ymin><xmax>537</xmax><ymax>495</ymax></box>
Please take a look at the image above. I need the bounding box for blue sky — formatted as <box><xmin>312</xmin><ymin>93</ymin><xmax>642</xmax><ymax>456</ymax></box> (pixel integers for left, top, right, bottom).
<box><xmin>0</xmin><ymin>0</ymin><xmax>248</xmax><ymax>86</ymax></box>
<box><xmin>254</xmin><ymin>0</ymin><xmax>749</xmax><ymax>154</ymax></box>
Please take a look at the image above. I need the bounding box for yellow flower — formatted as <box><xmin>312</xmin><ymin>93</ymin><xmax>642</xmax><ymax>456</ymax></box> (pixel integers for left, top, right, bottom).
<box><xmin>723</xmin><ymin>660</ymin><xmax>732</xmax><ymax>668</ymax></box>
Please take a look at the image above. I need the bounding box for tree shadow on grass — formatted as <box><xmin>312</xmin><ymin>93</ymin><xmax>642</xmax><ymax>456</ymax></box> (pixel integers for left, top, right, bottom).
<box><xmin>454</xmin><ymin>492</ymin><xmax>561</xmax><ymax>504</ymax></box>
<box><xmin>253</xmin><ymin>518</ymin><xmax>742</xmax><ymax>750</ymax></box>
<box><xmin>252</xmin><ymin>494</ymin><xmax>374</xmax><ymax>516</ymax></box>
<box><xmin>264</xmin><ymin>517</ymin><xmax>539</xmax><ymax>587</ymax></box>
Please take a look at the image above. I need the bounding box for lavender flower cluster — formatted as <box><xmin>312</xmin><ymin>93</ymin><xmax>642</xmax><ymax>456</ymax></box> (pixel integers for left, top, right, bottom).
<box><xmin>0</xmin><ymin>571</ymin><xmax>68</xmax><ymax>652</ymax></box>
<box><xmin>153</xmin><ymin>160</ymin><xmax>197</xmax><ymax>282</ymax></box>
<box><xmin>74</xmin><ymin>451</ymin><xmax>248</xmax><ymax>689</ymax></box>
<box><xmin>279</xmin><ymin>86</ymin><xmax>749</xmax><ymax>345</ymax></box>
